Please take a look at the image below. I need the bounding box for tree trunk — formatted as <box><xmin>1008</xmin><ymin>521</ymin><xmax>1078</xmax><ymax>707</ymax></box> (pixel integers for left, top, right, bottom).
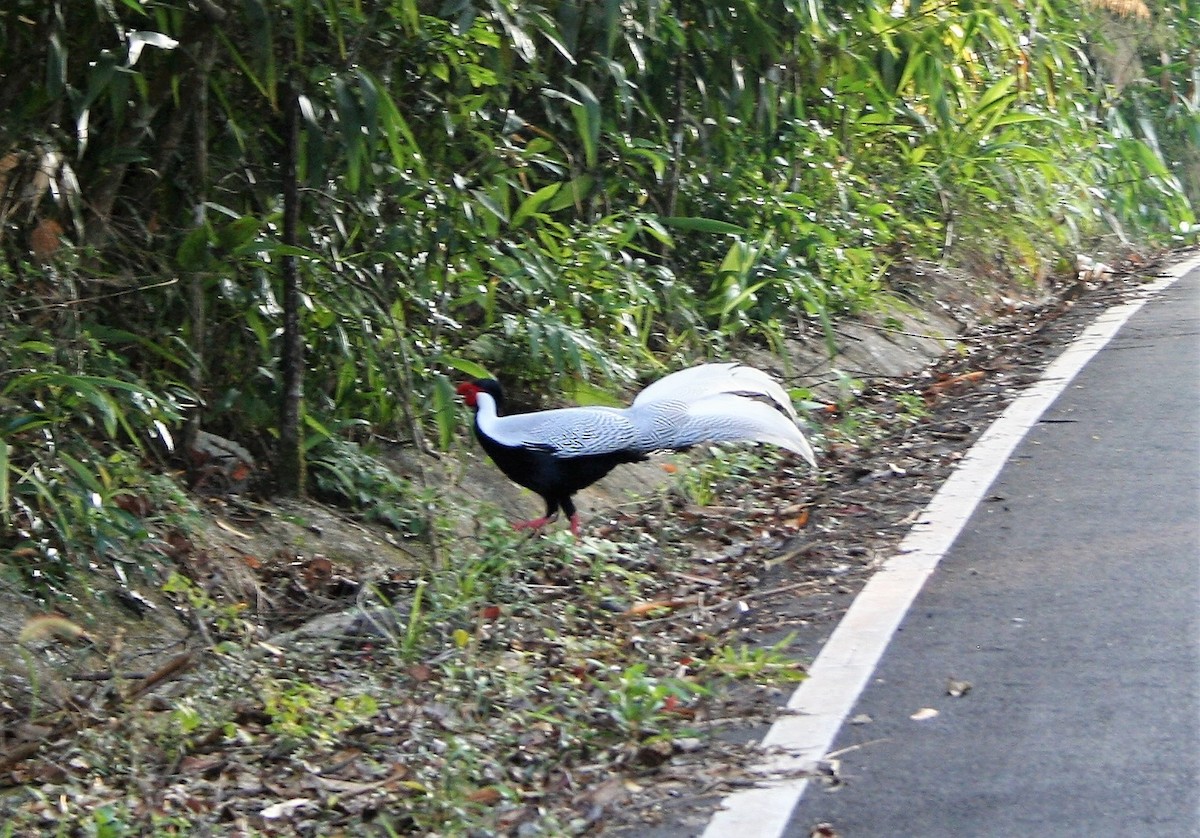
<box><xmin>276</xmin><ymin>76</ymin><xmax>305</xmax><ymax>496</ymax></box>
<box><xmin>183</xmin><ymin>31</ymin><xmax>220</xmax><ymax>455</ymax></box>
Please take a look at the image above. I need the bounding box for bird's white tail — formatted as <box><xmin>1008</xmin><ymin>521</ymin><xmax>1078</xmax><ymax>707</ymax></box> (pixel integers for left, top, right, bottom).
<box><xmin>634</xmin><ymin>363</ymin><xmax>799</xmax><ymax>420</ymax></box>
<box><xmin>633</xmin><ymin>364</ymin><xmax>815</xmax><ymax>464</ymax></box>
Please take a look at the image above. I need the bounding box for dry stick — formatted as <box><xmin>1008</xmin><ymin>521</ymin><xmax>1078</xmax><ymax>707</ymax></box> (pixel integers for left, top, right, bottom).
<box><xmin>742</xmin><ymin>578</ymin><xmax>826</xmax><ymax>601</ymax></box>
<box><xmin>824</xmin><ymin>737</ymin><xmax>891</xmax><ymax>760</ymax></box>
<box><xmin>632</xmin><ymin>579</ymin><xmax>825</xmax><ymax>626</ymax></box>
<box><xmin>0</xmin><ymin>740</ymin><xmax>50</xmax><ymax>775</ymax></box>
<box><xmin>122</xmin><ymin>652</ymin><xmax>194</xmax><ymax>703</ymax></box>
<box><xmin>68</xmin><ymin>671</ymin><xmax>149</xmax><ymax>682</ymax></box>
<box><xmin>668</xmin><ymin>571</ymin><xmax>724</xmax><ymax>586</ymax></box>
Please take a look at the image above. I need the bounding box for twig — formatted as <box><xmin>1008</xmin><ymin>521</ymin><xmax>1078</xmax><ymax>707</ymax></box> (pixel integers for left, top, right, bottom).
<box><xmin>11</xmin><ymin>277</ymin><xmax>180</xmax><ymax>315</ymax></box>
<box><xmin>745</xmin><ymin>579</ymin><xmax>825</xmax><ymax>601</ymax></box>
<box><xmin>0</xmin><ymin>740</ymin><xmax>50</xmax><ymax>775</ymax></box>
<box><xmin>825</xmin><ymin>738</ymin><xmax>890</xmax><ymax>759</ymax></box>
<box><xmin>121</xmin><ymin>652</ymin><xmax>194</xmax><ymax>703</ymax></box>
<box><xmin>668</xmin><ymin>571</ymin><xmax>724</xmax><ymax>587</ymax></box>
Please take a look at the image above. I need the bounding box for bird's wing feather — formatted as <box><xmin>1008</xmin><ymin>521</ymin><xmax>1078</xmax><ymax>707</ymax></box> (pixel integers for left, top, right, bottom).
<box><xmin>663</xmin><ymin>393</ymin><xmax>816</xmax><ymax>464</ymax></box>
<box><xmin>632</xmin><ymin>362</ymin><xmax>798</xmax><ymax>421</ymax></box>
<box><xmin>480</xmin><ymin>406</ymin><xmax>640</xmax><ymax>457</ymax></box>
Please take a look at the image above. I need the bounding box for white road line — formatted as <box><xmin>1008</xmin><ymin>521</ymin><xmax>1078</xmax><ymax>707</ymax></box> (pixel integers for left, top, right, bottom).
<box><xmin>700</xmin><ymin>253</ymin><xmax>1200</xmax><ymax>838</ymax></box>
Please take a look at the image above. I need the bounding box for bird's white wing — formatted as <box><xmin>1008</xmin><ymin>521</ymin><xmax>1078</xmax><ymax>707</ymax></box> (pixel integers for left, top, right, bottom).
<box><xmin>633</xmin><ymin>362</ymin><xmax>798</xmax><ymax>421</ymax></box>
<box><xmin>481</xmin><ymin>406</ymin><xmax>641</xmax><ymax>457</ymax></box>
<box><xmin>666</xmin><ymin>393</ymin><xmax>815</xmax><ymax>464</ymax></box>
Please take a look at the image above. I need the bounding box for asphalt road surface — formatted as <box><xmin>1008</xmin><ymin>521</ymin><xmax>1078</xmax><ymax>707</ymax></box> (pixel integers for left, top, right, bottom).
<box><xmin>785</xmin><ymin>267</ymin><xmax>1200</xmax><ymax>837</ymax></box>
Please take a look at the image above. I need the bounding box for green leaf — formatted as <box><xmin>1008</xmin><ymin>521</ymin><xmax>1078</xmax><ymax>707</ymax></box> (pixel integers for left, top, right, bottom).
<box><xmin>176</xmin><ymin>225</ymin><xmax>213</xmax><ymax>270</ymax></box>
<box><xmin>58</xmin><ymin>452</ymin><xmax>104</xmax><ymax>494</ymax></box>
<box><xmin>973</xmin><ymin>77</ymin><xmax>1017</xmax><ymax>116</ymax></box>
<box><xmin>566</xmin><ymin>78</ymin><xmax>602</xmax><ymax>169</ymax></box>
<box><xmin>717</xmin><ymin>279</ymin><xmax>770</xmax><ymax>317</ymax></box>
<box><xmin>85</xmin><ymin>327</ymin><xmax>191</xmax><ymax>370</ymax></box>
<box><xmin>511</xmin><ymin>182</ymin><xmax>562</xmax><ymax>227</ymax></box>
<box><xmin>334</xmin><ymin>76</ymin><xmax>364</xmax><ymax>192</ymax></box>
<box><xmin>216</xmin><ymin>216</ymin><xmax>262</xmax><ymax>251</ymax></box>
<box><xmin>568</xmin><ymin>379</ymin><xmax>623</xmax><ymax>407</ymax></box>
<box><xmin>47</xmin><ymin>31</ymin><xmax>67</xmax><ymax>100</ymax></box>
<box><xmin>469</xmin><ymin>189</ymin><xmax>509</xmax><ymax>223</ymax></box>
<box><xmin>302</xmin><ymin>413</ymin><xmax>336</xmax><ymax>450</ymax></box>
<box><xmin>17</xmin><ymin>341</ymin><xmax>56</xmax><ymax>355</ymax></box>
<box><xmin>359</xmin><ymin>70</ymin><xmax>427</xmax><ymax>179</ymax></box>
<box><xmin>717</xmin><ymin>239</ymin><xmax>757</xmax><ymax>277</ymax></box>
<box><xmin>657</xmin><ymin>217</ymin><xmax>746</xmax><ymax>235</ymax></box>
<box><xmin>443</xmin><ymin>357</ymin><xmax>493</xmax><ymax>380</ymax></box>
<box><xmin>72</xmin><ymin>382</ymin><xmax>120</xmax><ymax>438</ymax></box>
<box><xmin>543</xmin><ymin>175</ymin><xmax>594</xmax><ymax>212</ymax></box>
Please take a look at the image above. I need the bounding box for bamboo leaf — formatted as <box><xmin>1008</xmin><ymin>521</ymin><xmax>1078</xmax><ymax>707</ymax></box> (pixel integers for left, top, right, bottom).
<box><xmin>215</xmin><ymin>31</ymin><xmax>274</xmax><ymax>103</ymax></box>
<box><xmin>718</xmin><ymin>279</ymin><xmax>770</xmax><ymax>317</ymax></box>
<box><xmin>511</xmin><ymin>182</ymin><xmax>562</xmax><ymax>227</ymax></box>
<box><xmin>657</xmin><ymin>217</ymin><xmax>746</xmax><ymax>235</ymax></box>
<box><xmin>47</xmin><ymin>31</ymin><xmax>67</xmax><ymax>100</ymax></box>
<box><xmin>443</xmin><ymin>357</ymin><xmax>493</xmax><ymax>380</ymax></box>
<box><xmin>543</xmin><ymin>175</ymin><xmax>594</xmax><ymax>212</ymax></box>
<box><xmin>126</xmin><ymin>31</ymin><xmax>179</xmax><ymax>67</ymax></box>
<box><xmin>469</xmin><ymin>189</ymin><xmax>510</xmax><ymax>223</ymax></box>
<box><xmin>566</xmin><ymin>78</ymin><xmax>602</xmax><ymax>169</ymax></box>
<box><xmin>569</xmin><ymin>379</ymin><xmax>623</xmax><ymax>407</ymax></box>
<box><xmin>364</xmin><ymin>71</ymin><xmax>428</xmax><ymax>179</ymax></box>
<box><xmin>58</xmin><ymin>452</ymin><xmax>104</xmax><ymax>494</ymax></box>
<box><xmin>974</xmin><ymin>77</ymin><xmax>1018</xmax><ymax>115</ymax></box>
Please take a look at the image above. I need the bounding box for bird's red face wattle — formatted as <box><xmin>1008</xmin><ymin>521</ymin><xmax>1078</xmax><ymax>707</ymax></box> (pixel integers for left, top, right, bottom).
<box><xmin>455</xmin><ymin>381</ymin><xmax>480</xmax><ymax>408</ymax></box>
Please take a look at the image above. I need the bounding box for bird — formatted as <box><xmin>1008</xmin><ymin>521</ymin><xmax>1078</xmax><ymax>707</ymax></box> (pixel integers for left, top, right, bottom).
<box><xmin>456</xmin><ymin>363</ymin><xmax>816</xmax><ymax>538</ymax></box>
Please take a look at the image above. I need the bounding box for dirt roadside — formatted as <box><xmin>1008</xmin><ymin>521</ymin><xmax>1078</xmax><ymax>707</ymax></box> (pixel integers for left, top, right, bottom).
<box><xmin>1</xmin><ymin>250</ymin><xmax>1190</xmax><ymax>835</ymax></box>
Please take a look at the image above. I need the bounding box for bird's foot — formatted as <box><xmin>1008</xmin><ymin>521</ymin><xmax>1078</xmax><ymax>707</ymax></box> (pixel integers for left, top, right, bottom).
<box><xmin>512</xmin><ymin>514</ymin><xmax>558</xmax><ymax>533</ymax></box>
<box><xmin>511</xmin><ymin>514</ymin><xmax>582</xmax><ymax>541</ymax></box>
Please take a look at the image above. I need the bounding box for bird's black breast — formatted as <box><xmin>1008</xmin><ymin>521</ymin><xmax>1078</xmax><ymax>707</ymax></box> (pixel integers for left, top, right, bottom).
<box><xmin>475</xmin><ymin>427</ymin><xmax>643</xmax><ymax>500</ymax></box>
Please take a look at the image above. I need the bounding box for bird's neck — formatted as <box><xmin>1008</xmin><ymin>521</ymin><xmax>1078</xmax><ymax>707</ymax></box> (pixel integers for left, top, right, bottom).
<box><xmin>473</xmin><ymin>393</ymin><xmax>501</xmax><ymax>436</ymax></box>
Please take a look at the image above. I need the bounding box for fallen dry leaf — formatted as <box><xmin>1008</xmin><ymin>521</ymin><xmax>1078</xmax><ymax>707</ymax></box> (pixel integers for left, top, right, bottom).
<box><xmin>179</xmin><ymin>754</ymin><xmax>225</xmax><ymax>776</ymax></box>
<box><xmin>623</xmin><ymin>598</ymin><xmax>695</xmax><ymax>617</ymax></box>
<box><xmin>215</xmin><ymin>519</ymin><xmax>251</xmax><ymax>539</ymax></box>
<box><xmin>467</xmin><ymin>786</ymin><xmax>503</xmax><ymax>805</ymax></box>
<box><xmin>924</xmin><ymin>370</ymin><xmax>985</xmax><ymax>396</ymax></box>
<box><xmin>260</xmin><ymin>798</ymin><xmax>315</xmax><ymax>819</ymax></box>
<box><xmin>302</xmin><ymin>556</ymin><xmax>334</xmax><ymax>586</ymax></box>
<box><xmin>114</xmin><ymin>493</ymin><xmax>153</xmax><ymax>517</ymax></box>
<box><xmin>30</xmin><ymin>218</ymin><xmax>63</xmax><ymax>262</ymax></box>
<box><xmin>910</xmin><ymin>707</ymin><xmax>939</xmax><ymax>721</ymax></box>
<box><xmin>783</xmin><ymin>507</ymin><xmax>811</xmax><ymax>528</ymax></box>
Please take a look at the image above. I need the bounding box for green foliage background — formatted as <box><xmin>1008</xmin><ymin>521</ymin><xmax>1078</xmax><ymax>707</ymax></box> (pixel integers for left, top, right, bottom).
<box><xmin>0</xmin><ymin>0</ymin><xmax>1196</xmax><ymax>583</ymax></box>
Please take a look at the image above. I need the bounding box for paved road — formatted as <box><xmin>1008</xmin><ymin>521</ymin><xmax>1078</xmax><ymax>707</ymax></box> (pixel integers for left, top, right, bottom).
<box><xmin>786</xmin><ymin>268</ymin><xmax>1200</xmax><ymax>836</ymax></box>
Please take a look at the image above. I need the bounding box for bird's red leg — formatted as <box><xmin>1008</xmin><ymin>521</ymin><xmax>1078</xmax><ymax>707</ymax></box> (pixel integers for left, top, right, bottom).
<box><xmin>513</xmin><ymin>514</ymin><xmax>558</xmax><ymax>533</ymax></box>
<box><xmin>568</xmin><ymin>514</ymin><xmax>582</xmax><ymax>540</ymax></box>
